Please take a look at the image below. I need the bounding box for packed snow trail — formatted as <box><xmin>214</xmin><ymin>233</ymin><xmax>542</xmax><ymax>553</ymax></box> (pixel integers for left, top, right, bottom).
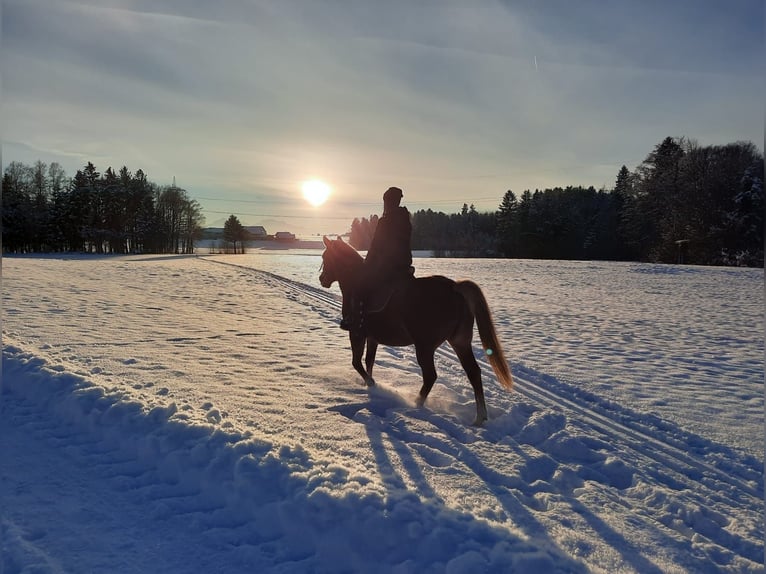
<box><xmin>2</xmin><ymin>255</ymin><xmax>763</xmax><ymax>573</ymax></box>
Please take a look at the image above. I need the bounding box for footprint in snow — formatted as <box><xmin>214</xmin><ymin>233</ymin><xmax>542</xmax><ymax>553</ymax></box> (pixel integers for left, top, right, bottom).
<box><xmin>516</xmin><ymin>411</ymin><xmax>567</xmax><ymax>446</ymax></box>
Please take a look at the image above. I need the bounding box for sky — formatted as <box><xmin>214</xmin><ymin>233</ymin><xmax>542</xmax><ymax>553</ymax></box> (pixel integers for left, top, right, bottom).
<box><xmin>2</xmin><ymin>0</ymin><xmax>764</xmax><ymax>235</ymax></box>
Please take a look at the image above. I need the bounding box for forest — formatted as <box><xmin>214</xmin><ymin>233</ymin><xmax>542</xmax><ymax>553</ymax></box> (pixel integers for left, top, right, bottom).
<box><xmin>349</xmin><ymin>137</ymin><xmax>763</xmax><ymax>266</ymax></box>
<box><xmin>3</xmin><ymin>136</ymin><xmax>763</xmax><ymax>266</ymax></box>
<box><xmin>2</xmin><ymin>161</ymin><xmax>204</xmax><ymax>254</ymax></box>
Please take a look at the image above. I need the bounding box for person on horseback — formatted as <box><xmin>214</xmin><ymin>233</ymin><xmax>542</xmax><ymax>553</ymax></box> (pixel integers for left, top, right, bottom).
<box><xmin>340</xmin><ymin>186</ymin><xmax>413</xmax><ymax>331</ymax></box>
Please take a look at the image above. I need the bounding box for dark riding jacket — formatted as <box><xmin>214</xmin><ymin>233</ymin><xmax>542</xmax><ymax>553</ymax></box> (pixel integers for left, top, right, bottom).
<box><xmin>365</xmin><ymin>206</ymin><xmax>412</xmax><ymax>281</ymax></box>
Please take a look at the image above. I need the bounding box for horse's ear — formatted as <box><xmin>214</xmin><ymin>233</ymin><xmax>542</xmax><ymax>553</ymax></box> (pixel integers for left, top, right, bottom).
<box><xmin>323</xmin><ymin>235</ymin><xmax>332</xmax><ymax>247</ymax></box>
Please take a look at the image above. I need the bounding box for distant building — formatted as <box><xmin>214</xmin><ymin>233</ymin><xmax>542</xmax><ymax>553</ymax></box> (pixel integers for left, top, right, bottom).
<box><xmin>274</xmin><ymin>231</ymin><xmax>296</xmax><ymax>241</ymax></box>
<box><xmin>201</xmin><ymin>227</ymin><xmax>224</xmax><ymax>240</ymax></box>
<box><xmin>245</xmin><ymin>226</ymin><xmax>267</xmax><ymax>239</ymax></box>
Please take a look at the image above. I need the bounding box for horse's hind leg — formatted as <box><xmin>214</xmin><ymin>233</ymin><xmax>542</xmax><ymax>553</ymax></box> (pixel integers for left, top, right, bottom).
<box><xmin>414</xmin><ymin>345</ymin><xmax>438</xmax><ymax>408</ymax></box>
<box><xmin>450</xmin><ymin>340</ymin><xmax>488</xmax><ymax>426</ymax></box>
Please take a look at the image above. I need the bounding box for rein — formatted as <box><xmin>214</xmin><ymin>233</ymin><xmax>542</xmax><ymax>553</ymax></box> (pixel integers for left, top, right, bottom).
<box><xmin>322</xmin><ymin>241</ymin><xmax>364</xmax><ymax>288</ymax></box>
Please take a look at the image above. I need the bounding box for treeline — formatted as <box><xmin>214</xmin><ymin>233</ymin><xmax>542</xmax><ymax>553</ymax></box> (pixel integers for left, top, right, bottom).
<box><xmin>349</xmin><ymin>203</ymin><xmax>497</xmax><ymax>257</ymax></box>
<box><xmin>348</xmin><ymin>137</ymin><xmax>763</xmax><ymax>266</ymax></box>
<box><xmin>2</xmin><ymin>161</ymin><xmax>205</xmax><ymax>254</ymax></box>
<box><xmin>4</xmin><ymin>136</ymin><xmax>762</xmax><ymax>266</ymax></box>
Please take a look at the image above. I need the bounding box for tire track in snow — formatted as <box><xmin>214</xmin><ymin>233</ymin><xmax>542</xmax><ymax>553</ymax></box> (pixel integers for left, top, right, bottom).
<box><xmin>485</xmin><ymin>358</ymin><xmax>761</xmax><ymax>498</ymax></box>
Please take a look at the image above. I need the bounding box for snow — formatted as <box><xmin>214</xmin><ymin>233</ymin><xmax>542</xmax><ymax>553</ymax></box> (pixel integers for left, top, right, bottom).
<box><xmin>1</xmin><ymin>253</ymin><xmax>763</xmax><ymax>573</ymax></box>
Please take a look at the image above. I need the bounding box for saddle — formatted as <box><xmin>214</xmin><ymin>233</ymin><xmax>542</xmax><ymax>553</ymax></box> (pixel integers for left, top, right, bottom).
<box><xmin>367</xmin><ymin>265</ymin><xmax>415</xmax><ymax>312</ymax></box>
<box><xmin>365</xmin><ymin>280</ymin><xmax>402</xmax><ymax>314</ymax></box>
<box><xmin>351</xmin><ymin>267</ymin><xmax>414</xmax><ymax>332</ymax></box>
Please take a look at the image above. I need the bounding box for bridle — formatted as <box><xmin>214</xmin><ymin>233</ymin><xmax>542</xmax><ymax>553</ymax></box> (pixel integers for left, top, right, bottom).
<box><xmin>319</xmin><ymin>249</ymin><xmax>335</xmax><ymax>288</ymax></box>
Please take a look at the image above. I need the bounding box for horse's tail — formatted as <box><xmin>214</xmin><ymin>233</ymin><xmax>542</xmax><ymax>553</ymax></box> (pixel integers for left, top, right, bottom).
<box><xmin>454</xmin><ymin>280</ymin><xmax>513</xmax><ymax>391</ymax></box>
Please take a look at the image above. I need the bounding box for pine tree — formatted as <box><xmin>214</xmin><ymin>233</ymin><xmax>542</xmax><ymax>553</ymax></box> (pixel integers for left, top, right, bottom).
<box><xmin>30</xmin><ymin>160</ymin><xmax>51</xmax><ymax>251</ymax></box>
<box><xmin>614</xmin><ymin>166</ymin><xmax>632</xmax><ymax>203</ymax></box>
<box><xmin>130</xmin><ymin>169</ymin><xmax>155</xmax><ymax>253</ymax></box>
<box><xmin>2</xmin><ymin>163</ymin><xmax>34</xmax><ymax>252</ymax></box>
<box><xmin>349</xmin><ymin>217</ymin><xmax>376</xmax><ymax>250</ymax></box>
<box><xmin>223</xmin><ymin>214</ymin><xmax>246</xmax><ymax>254</ymax></box>
<box><xmin>495</xmin><ymin>190</ymin><xmax>518</xmax><ymax>257</ymax></box>
<box><xmin>612</xmin><ymin>165</ymin><xmax>634</xmax><ymax>259</ymax></box>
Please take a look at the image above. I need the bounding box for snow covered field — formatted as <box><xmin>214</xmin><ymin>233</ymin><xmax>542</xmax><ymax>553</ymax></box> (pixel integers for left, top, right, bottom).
<box><xmin>2</xmin><ymin>252</ymin><xmax>763</xmax><ymax>573</ymax></box>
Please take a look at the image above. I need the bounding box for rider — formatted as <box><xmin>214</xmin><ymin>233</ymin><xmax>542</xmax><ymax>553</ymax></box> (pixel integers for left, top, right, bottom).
<box><xmin>340</xmin><ymin>186</ymin><xmax>413</xmax><ymax>331</ymax></box>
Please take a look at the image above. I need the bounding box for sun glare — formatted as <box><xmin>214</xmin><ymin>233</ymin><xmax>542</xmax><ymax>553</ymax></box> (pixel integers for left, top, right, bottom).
<box><xmin>301</xmin><ymin>179</ymin><xmax>331</xmax><ymax>207</ymax></box>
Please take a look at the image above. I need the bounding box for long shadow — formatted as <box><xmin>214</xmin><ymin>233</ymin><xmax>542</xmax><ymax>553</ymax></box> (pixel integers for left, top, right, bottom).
<box><xmin>331</xmin><ymin>393</ymin><xmax>590</xmax><ymax>572</ymax></box>
<box><xmin>364</xmin><ymin>416</ymin><xmax>439</xmax><ymax>502</ymax></box>
<box><xmin>416</xmin><ymin>408</ymin><xmax>713</xmax><ymax>573</ymax></box>
<box><xmin>4</xmin><ymin>253</ymin><xmax>203</xmax><ymax>262</ymax></box>
<box><xmin>123</xmin><ymin>253</ymin><xmax>202</xmax><ymax>262</ymax></box>
<box><xmin>333</xmin><ymin>384</ymin><xmax>742</xmax><ymax>574</ymax></box>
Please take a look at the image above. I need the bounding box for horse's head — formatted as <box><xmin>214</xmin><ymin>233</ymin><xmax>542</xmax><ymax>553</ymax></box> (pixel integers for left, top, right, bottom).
<box><xmin>319</xmin><ymin>236</ymin><xmax>338</xmax><ymax>288</ymax></box>
<box><xmin>319</xmin><ymin>235</ymin><xmax>363</xmax><ymax>288</ymax></box>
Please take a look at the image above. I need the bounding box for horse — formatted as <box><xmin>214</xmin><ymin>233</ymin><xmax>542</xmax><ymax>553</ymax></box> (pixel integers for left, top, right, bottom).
<box><xmin>319</xmin><ymin>236</ymin><xmax>513</xmax><ymax>425</ymax></box>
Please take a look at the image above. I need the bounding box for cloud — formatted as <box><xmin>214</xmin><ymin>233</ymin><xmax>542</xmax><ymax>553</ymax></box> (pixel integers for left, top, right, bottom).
<box><xmin>3</xmin><ymin>0</ymin><xmax>763</xmax><ymax>233</ymax></box>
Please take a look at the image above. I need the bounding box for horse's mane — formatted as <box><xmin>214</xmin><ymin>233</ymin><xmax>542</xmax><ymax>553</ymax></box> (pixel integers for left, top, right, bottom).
<box><xmin>332</xmin><ymin>238</ymin><xmax>364</xmax><ymax>265</ymax></box>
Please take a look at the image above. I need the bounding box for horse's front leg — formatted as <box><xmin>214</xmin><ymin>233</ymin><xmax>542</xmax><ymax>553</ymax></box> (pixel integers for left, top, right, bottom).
<box><xmin>414</xmin><ymin>345</ymin><xmax>438</xmax><ymax>408</ymax></box>
<box><xmin>365</xmin><ymin>337</ymin><xmax>378</xmax><ymax>380</ymax></box>
<box><xmin>350</xmin><ymin>331</ymin><xmax>375</xmax><ymax>386</ymax></box>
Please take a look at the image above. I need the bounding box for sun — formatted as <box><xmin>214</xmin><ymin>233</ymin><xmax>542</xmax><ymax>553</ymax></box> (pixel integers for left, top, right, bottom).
<box><xmin>301</xmin><ymin>179</ymin><xmax>331</xmax><ymax>207</ymax></box>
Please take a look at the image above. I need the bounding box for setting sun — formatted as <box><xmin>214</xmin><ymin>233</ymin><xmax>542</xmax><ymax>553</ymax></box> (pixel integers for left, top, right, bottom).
<box><xmin>301</xmin><ymin>179</ymin><xmax>331</xmax><ymax>207</ymax></box>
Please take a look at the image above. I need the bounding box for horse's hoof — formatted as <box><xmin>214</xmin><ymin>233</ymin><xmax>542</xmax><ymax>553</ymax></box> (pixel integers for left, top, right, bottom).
<box><xmin>471</xmin><ymin>417</ymin><xmax>487</xmax><ymax>427</ymax></box>
<box><xmin>365</xmin><ymin>378</ymin><xmax>375</xmax><ymax>387</ymax></box>
<box><xmin>415</xmin><ymin>396</ymin><xmax>425</xmax><ymax>408</ymax></box>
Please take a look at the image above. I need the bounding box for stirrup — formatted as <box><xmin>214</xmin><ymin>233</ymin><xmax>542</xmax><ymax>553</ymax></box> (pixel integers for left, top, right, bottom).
<box><xmin>343</xmin><ymin>300</ymin><xmax>364</xmax><ymax>333</ymax></box>
<box><xmin>357</xmin><ymin>300</ymin><xmax>366</xmax><ymax>329</ymax></box>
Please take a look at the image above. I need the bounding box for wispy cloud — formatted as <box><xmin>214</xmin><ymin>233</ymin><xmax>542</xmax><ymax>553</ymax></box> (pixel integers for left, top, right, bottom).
<box><xmin>3</xmin><ymin>0</ymin><xmax>763</xmax><ymax>233</ymax></box>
